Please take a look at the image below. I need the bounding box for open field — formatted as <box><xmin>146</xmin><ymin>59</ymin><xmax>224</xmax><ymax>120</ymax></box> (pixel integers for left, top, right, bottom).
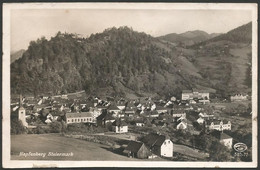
<box><xmin>11</xmin><ymin>134</ymin><xmax>166</xmax><ymax>161</ymax></box>
<box><xmin>11</xmin><ymin>134</ymin><xmax>138</xmax><ymax>161</ymax></box>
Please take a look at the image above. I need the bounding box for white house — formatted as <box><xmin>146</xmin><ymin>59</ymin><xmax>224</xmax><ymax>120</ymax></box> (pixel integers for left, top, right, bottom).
<box><xmin>220</xmin><ymin>133</ymin><xmax>233</xmax><ymax>149</ymax></box>
<box><xmin>141</xmin><ymin>134</ymin><xmax>173</xmax><ymax>157</ymax></box>
<box><xmin>112</xmin><ymin>119</ymin><xmax>128</xmax><ymax>133</ymax></box>
<box><xmin>197</xmin><ymin>117</ymin><xmax>205</xmax><ymax>124</ymax></box>
<box><xmin>176</xmin><ymin>120</ymin><xmax>188</xmax><ymax>130</ymax></box>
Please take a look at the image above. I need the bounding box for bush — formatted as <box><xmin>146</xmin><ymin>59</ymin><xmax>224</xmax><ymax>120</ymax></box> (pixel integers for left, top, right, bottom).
<box><xmin>35</xmin><ymin>125</ymin><xmax>45</xmax><ymax>134</ymax></box>
<box><xmin>49</xmin><ymin>121</ymin><xmax>62</xmax><ymax>133</ymax></box>
<box><xmin>11</xmin><ymin>119</ymin><xmax>26</xmax><ymax>135</ymax></box>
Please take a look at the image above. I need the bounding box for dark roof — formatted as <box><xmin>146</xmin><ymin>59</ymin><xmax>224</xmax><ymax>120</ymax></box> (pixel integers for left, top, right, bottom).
<box><xmin>211</xmin><ymin>131</ymin><xmax>232</xmax><ymax>140</ymax></box>
<box><xmin>220</xmin><ymin>133</ymin><xmax>232</xmax><ymax>140</ymax></box>
<box><xmin>182</xmin><ymin>90</ymin><xmax>192</xmax><ymax>93</ymax></box>
<box><xmin>156</xmin><ymin>106</ymin><xmax>168</xmax><ymax>111</ymax></box>
<box><xmin>112</xmin><ymin>119</ymin><xmax>127</xmax><ymax>126</ymax></box>
<box><xmin>108</xmin><ymin>104</ymin><xmax>120</xmax><ymax>110</ymax></box>
<box><xmin>141</xmin><ymin>133</ymin><xmax>169</xmax><ymax>148</ymax></box>
<box><xmin>124</xmin><ymin>141</ymin><xmax>143</xmax><ymax>153</ymax></box>
<box><xmin>66</xmin><ymin>112</ymin><xmax>92</xmax><ymax>118</ymax></box>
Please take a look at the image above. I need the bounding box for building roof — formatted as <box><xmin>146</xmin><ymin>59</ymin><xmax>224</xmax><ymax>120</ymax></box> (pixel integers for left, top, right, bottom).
<box><xmin>211</xmin><ymin>131</ymin><xmax>232</xmax><ymax>140</ymax></box>
<box><xmin>124</xmin><ymin>141</ymin><xmax>144</xmax><ymax>153</ymax></box>
<box><xmin>108</xmin><ymin>104</ymin><xmax>120</xmax><ymax>111</ymax></box>
<box><xmin>112</xmin><ymin>119</ymin><xmax>127</xmax><ymax>126</ymax></box>
<box><xmin>66</xmin><ymin>112</ymin><xmax>92</xmax><ymax>118</ymax></box>
<box><xmin>182</xmin><ymin>90</ymin><xmax>192</xmax><ymax>93</ymax></box>
<box><xmin>141</xmin><ymin>133</ymin><xmax>170</xmax><ymax>148</ymax></box>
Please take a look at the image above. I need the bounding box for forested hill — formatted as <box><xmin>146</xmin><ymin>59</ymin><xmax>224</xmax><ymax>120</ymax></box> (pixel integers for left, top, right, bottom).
<box><xmin>191</xmin><ymin>22</ymin><xmax>252</xmax><ymax>48</ymax></box>
<box><xmin>11</xmin><ymin>26</ymin><xmax>204</xmax><ymax>98</ymax></box>
<box><xmin>11</xmin><ymin>23</ymin><xmax>252</xmax><ymax>99</ymax></box>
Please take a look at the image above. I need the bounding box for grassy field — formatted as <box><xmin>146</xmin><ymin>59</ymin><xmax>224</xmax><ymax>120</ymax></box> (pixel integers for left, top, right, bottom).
<box><xmin>11</xmin><ymin>134</ymin><xmax>140</xmax><ymax>161</ymax></box>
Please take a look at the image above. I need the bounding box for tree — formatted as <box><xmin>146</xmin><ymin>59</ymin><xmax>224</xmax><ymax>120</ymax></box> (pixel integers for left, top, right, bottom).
<box><xmin>11</xmin><ymin>119</ymin><xmax>26</xmax><ymax>135</ymax></box>
<box><xmin>209</xmin><ymin>140</ymin><xmax>232</xmax><ymax>161</ymax></box>
<box><xmin>49</xmin><ymin>121</ymin><xmax>62</xmax><ymax>133</ymax></box>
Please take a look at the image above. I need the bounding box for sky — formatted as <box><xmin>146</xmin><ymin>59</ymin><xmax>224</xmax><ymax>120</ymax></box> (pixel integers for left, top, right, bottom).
<box><xmin>11</xmin><ymin>9</ymin><xmax>252</xmax><ymax>52</ymax></box>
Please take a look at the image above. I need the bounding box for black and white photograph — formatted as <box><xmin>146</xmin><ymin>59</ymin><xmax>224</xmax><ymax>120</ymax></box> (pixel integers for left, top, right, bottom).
<box><xmin>2</xmin><ymin>3</ymin><xmax>258</xmax><ymax>168</ymax></box>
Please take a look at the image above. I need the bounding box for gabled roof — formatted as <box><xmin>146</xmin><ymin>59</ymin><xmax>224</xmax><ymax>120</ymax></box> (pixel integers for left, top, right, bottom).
<box><xmin>210</xmin><ymin>131</ymin><xmax>232</xmax><ymax>140</ymax></box>
<box><xmin>124</xmin><ymin>141</ymin><xmax>143</xmax><ymax>153</ymax></box>
<box><xmin>112</xmin><ymin>119</ymin><xmax>127</xmax><ymax>126</ymax></box>
<box><xmin>108</xmin><ymin>104</ymin><xmax>120</xmax><ymax>110</ymax></box>
<box><xmin>182</xmin><ymin>90</ymin><xmax>192</xmax><ymax>93</ymax></box>
<box><xmin>141</xmin><ymin>133</ymin><xmax>170</xmax><ymax>148</ymax></box>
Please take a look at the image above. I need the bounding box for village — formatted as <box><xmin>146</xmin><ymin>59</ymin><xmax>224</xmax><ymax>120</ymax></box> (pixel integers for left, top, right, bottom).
<box><xmin>11</xmin><ymin>89</ymin><xmax>251</xmax><ymax>161</ymax></box>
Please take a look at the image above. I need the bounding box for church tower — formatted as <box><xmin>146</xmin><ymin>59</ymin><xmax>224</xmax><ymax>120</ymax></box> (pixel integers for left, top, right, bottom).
<box><xmin>18</xmin><ymin>94</ymin><xmax>28</xmax><ymax>127</ymax></box>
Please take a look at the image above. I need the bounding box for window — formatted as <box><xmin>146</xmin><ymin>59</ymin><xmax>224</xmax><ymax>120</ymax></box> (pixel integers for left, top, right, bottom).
<box><xmin>84</xmin><ymin>119</ymin><xmax>86</xmax><ymax>121</ymax></box>
<box><xmin>81</xmin><ymin>119</ymin><xmax>83</xmax><ymax>122</ymax></box>
<box><xmin>72</xmin><ymin>119</ymin><xmax>74</xmax><ymax>122</ymax></box>
<box><xmin>87</xmin><ymin>118</ymin><xmax>89</xmax><ymax>121</ymax></box>
<box><xmin>78</xmin><ymin>119</ymin><xmax>80</xmax><ymax>122</ymax></box>
<box><xmin>68</xmin><ymin>120</ymin><xmax>70</xmax><ymax>122</ymax></box>
<box><xmin>168</xmin><ymin>141</ymin><xmax>170</xmax><ymax>144</ymax></box>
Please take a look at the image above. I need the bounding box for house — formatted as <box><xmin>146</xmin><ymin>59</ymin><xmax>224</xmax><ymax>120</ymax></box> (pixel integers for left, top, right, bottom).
<box><xmin>205</xmin><ymin>119</ymin><xmax>231</xmax><ymax>131</ymax></box>
<box><xmin>171</xmin><ymin>110</ymin><xmax>186</xmax><ymax>118</ymax></box>
<box><xmin>156</xmin><ymin>106</ymin><xmax>168</xmax><ymax>114</ymax></box>
<box><xmin>141</xmin><ymin>133</ymin><xmax>173</xmax><ymax>157</ymax></box>
<box><xmin>211</xmin><ymin>131</ymin><xmax>233</xmax><ymax>149</ymax></box>
<box><xmin>108</xmin><ymin>105</ymin><xmax>121</xmax><ymax>116</ymax></box>
<box><xmin>150</xmin><ymin>110</ymin><xmax>159</xmax><ymax>117</ymax></box>
<box><xmin>219</xmin><ymin>133</ymin><xmax>233</xmax><ymax>149</ymax></box>
<box><xmin>176</xmin><ymin>119</ymin><xmax>188</xmax><ymax>130</ymax></box>
<box><xmin>124</xmin><ymin>107</ymin><xmax>136</xmax><ymax>117</ymax></box>
<box><xmin>123</xmin><ymin>141</ymin><xmax>152</xmax><ymax>159</ymax></box>
<box><xmin>66</xmin><ymin>112</ymin><xmax>94</xmax><ymax>124</ymax></box>
<box><xmin>230</xmin><ymin>94</ymin><xmax>248</xmax><ymax>102</ymax></box>
<box><xmin>89</xmin><ymin>107</ymin><xmax>103</xmax><ymax>119</ymax></box>
<box><xmin>135</xmin><ymin>120</ymin><xmax>145</xmax><ymax>127</ymax></box>
<box><xmin>97</xmin><ymin>112</ymin><xmax>115</xmax><ymax>126</ymax></box>
<box><xmin>112</xmin><ymin>119</ymin><xmax>128</xmax><ymax>133</ymax></box>
<box><xmin>182</xmin><ymin>89</ymin><xmax>209</xmax><ymax>101</ymax></box>
<box><xmin>197</xmin><ymin>117</ymin><xmax>205</xmax><ymax>124</ymax></box>
<box><xmin>117</xmin><ymin>101</ymin><xmax>126</xmax><ymax>110</ymax></box>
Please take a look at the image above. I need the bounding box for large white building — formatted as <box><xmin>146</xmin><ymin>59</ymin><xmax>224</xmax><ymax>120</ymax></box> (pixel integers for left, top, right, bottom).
<box><xmin>230</xmin><ymin>94</ymin><xmax>248</xmax><ymax>102</ymax></box>
<box><xmin>182</xmin><ymin>89</ymin><xmax>209</xmax><ymax>101</ymax></box>
<box><xmin>205</xmin><ymin>119</ymin><xmax>231</xmax><ymax>131</ymax></box>
<box><xmin>66</xmin><ymin>112</ymin><xmax>94</xmax><ymax>124</ymax></box>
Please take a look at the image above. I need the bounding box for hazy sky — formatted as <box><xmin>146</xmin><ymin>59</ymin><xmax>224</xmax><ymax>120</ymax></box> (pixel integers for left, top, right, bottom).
<box><xmin>11</xmin><ymin>9</ymin><xmax>252</xmax><ymax>52</ymax></box>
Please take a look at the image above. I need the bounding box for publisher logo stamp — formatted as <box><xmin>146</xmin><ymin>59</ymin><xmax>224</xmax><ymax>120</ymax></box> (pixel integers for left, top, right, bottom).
<box><xmin>233</xmin><ymin>143</ymin><xmax>248</xmax><ymax>157</ymax></box>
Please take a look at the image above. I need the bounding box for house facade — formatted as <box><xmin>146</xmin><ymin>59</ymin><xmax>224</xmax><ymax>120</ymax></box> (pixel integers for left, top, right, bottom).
<box><xmin>220</xmin><ymin>133</ymin><xmax>233</xmax><ymax>149</ymax></box>
<box><xmin>230</xmin><ymin>94</ymin><xmax>248</xmax><ymax>102</ymax></box>
<box><xmin>66</xmin><ymin>112</ymin><xmax>94</xmax><ymax>124</ymax></box>
<box><xmin>112</xmin><ymin>119</ymin><xmax>128</xmax><ymax>133</ymax></box>
<box><xmin>206</xmin><ymin>120</ymin><xmax>231</xmax><ymax>131</ymax></box>
<box><xmin>123</xmin><ymin>141</ymin><xmax>151</xmax><ymax>159</ymax></box>
<box><xmin>182</xmin><ymin>89</ymin><xmax>209</xmax><ymax>101</ymax></box>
